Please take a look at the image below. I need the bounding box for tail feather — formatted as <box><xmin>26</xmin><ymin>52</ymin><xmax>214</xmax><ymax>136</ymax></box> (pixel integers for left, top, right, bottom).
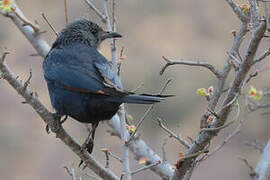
<box><xmin>119</xmin><ymin>94</ymin><xmax>174</xmax><ymax>104</ymax></box>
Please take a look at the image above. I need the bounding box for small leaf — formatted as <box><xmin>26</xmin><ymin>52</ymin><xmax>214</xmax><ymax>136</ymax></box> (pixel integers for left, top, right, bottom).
<box><xmin>101</xmin><ymin>148</ymin><xmax>109</xmax><ymax>153</ymax></box>
<box><xmin>0</xmin><ymin>0</ymin><xmax>14</xmax><ymax>13</ymax></box>
<box><xmin>249</xmin><ymin>86</ymin><xmax>263</xmax><ymax>101</ymax></box>
<box><xmin>126</xmin><ymin>124</ymin><xmax>136</xmax><ymax>133</ymax></box>
<box><xmin>138</xmin><ymin>158</ymin><xmax>147</xmax><ymax>165</ymax></box>
<box><xmin>249</xmin><ymin>86</ymin><xmax>257</xmax><ymax>96</ymax></box>
<box><xmin>240</xmin><ymin>4</ymin><xmax>249</xmax><ymax>15</ymax></box>
<box><xmin>196</xmin><ymin>88</ymin><xmax>208</xmax><ymax>97</ymax></box>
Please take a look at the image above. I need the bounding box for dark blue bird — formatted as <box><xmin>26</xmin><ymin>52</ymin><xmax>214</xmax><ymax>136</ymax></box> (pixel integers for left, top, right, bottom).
<box><xmin>43</xmin><ymin>19</ymin><xmax>169</xmax><ymax>153</ymax></box>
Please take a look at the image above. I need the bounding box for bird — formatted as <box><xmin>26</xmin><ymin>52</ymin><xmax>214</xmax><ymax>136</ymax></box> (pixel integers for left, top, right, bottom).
<box><xmin>43</xmin><ymin>19</ymin><xmax>171</xmax><ymax>154</ymax></box>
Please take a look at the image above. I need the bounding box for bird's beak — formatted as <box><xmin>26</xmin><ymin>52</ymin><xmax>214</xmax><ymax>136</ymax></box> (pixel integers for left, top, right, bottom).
<box><xmin>102</xmin><ymin>31</ymin><xmax>122</xmax><ymax>39</ymax></box>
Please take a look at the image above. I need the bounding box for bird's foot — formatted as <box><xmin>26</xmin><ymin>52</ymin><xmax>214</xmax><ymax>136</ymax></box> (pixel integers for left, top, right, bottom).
<box><xmin>46</xmin><ymin>114</ymin><xmax>68</xmax><ymax>134</ymax></box>
<box><xmin>79</xmin><ymin>136</ymin><xmax>94</xmax><ymax>168</ymax></box>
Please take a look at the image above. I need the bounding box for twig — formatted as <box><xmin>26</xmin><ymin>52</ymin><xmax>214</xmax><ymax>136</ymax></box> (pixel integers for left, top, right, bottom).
<box><xmin>200</xmin><ymin>118</ymin><xmax>236</xmax><ymax>132</ymax></box>
<box><xmin>160</xmin><ymin>56</ymin><xmax>221</xmax><ymax>78</ymax></box>
<box><xmin>225</xmin><ymin>0</ymin><xmax>249</xmax><ymax>23</ymax></box>
<box><xmin>219</xmin><ymin>93</ymin><xmax>239</xmax><ymax>111</ymax></box>
<box><xmin>198</xmin><ymin>104</ymin><xmax>244</xmax><ymax>162</ymax></box>
<box><xmin>64</xmin><ymin>166</ymin><xmax>73</xmax><ymax>177</ymax></box>
<box><xmin>238</xmin><ymin>157</ymin><xmax>258</xmax><ymax>178</ymax></box>
<box><xmin>252</xmin><ymin>139</ymin><xmax>270</xmax><ymax>180</ymax></box>
<box><xmin>108</xmin><ymin>151</ymin><xmax>122</xmax><ymax>163</ymax></box>
<box><xmin>64</xmin><ymin>0</ymin><xmax>68</xmax><ymax>25</ymax></box>
<box><xmin>249</xmin><ymin>0</ymin><xmax>260</xmax><ymax>29</ymax></box>
<box><xmin>83</xmin><ymin>0</ymin><xmax>107</xmax><ymax>23</ymax></box>
<box><xmin>131</xmin><ymin>161</ymin><xmax>161</xmax><ymax>176</ymax></box>
<box><xmin>1</xmin><ymin>3</ymin><xmax>50</xmax><ymax>57</ymax></box>
<box><xmin>112</xmin><ymin>0</ymin><xmax>116</xmax><ymax>32</ymax></box>
<box><xmin>207</xmin><ymin>108</ymin><xmax>220</xmax><ymax>119</ymax></box>
<box><xmin>263</xmin><ymin>0</ymin><xmax>270</xmax><ymax>31</ymax></box>
<box><xmin>130</xmin><ymin>83</ymin><xmax>144</xmax><ymax>93</ymax></box>
<box><xmin>22</xmin><ymin>69</ymin><xmax>32</xmax><ymax>91</ymax></box>
<box><xmin>127</xmin><ymin>79</ymin><xmax>172</xmax><ymax>143</ymax></box>
<box><xmin>245</xmin><ymin>139</ymin><xmax>264</xmax><ymax>153</ymax></box>
<box><xmin>253</xmin><ymin>48</ymin><xmax>270</xmax><ymax>64</ymax></box>
<box><xmin>41</xmin><ymin>13</ymin><xmax>58</xmax><ymax>37</ymax></box>
<box><xmin>242</xmin><ymin>71</ymin><xmax>258</xmax><ymax>91</ymax></box>
<box><xmin>102</xmin><ymin>149</ymin><xmax>110</xmax><ymax>168</ymax></box>
<box><xmin>227</xmin><ymin>51</ymin><xmax>241</xmax><ymax>64</ymax></box>
<box><xmin>161</xmin><ymin>136</ymin><xmax>171</xmax><ymax>161</ymax></box>
<box><xmin>102</xmin><ymin>0</ymin><xmax>118</xmax><ymax>72</ymax></box>
<box><xmin>85</xmin><ymin>173</ymin><xmax>99</xmax><ymax>180</ymax></box>
<box><xmin>118</xmin><ymin>47</ymin><xmax>125</xmax><ymax>75</ymax></box>
<box><xmin>108</xmin><ymin>115</ymin><xmax>174</xmax><ymax>179</ymax></box>
<box><xmin>118</xmin><ymin>105</ymin><xmax>131</xmax><ymax>180</ymax></box>
<box><xmin>157</xmin><ymin>118</ymin><xmax>190</xmax><ymax>149</ymax></box>
<box><xmin>11</xmin><ymin>7</ymin><xmax>40</xmax><ymax>33</ymax></box>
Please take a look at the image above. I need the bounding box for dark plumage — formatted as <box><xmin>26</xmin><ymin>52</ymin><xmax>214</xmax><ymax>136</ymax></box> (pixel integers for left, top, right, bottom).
<box><xmin>43</xmin><ymin>19</ymin><xmax>170</xmax><ymax>153</ymax></box>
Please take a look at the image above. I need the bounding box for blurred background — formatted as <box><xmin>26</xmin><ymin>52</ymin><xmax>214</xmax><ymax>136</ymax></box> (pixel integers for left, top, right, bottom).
<box><xmin>0</xmin><ymin>0</ymin><xmax>270</xmax><ymax>179</ymax></box>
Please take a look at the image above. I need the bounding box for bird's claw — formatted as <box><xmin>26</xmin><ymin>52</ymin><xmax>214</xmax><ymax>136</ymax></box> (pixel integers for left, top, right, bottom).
<box><xmin>45</xmin><ymin>114</ymin><xmax>67</xmax><ymax>134</ymax></box>
<box><xmin>79</xmin><ymin>138</ymin><xmax>94</xmax><ymax>168</ymax></box>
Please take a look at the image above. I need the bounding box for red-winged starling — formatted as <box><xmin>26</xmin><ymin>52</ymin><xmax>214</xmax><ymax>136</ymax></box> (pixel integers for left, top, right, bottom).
<box><xmin>43</xmin><ymin>19</ymin><xmax>170</xmax><ymax>154</ymax></box>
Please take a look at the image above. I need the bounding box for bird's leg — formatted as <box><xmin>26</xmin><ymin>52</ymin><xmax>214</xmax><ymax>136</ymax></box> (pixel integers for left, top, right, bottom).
<box><xmin>46</xmin><ymin>113</ymin><xmax>68</xmax><ymax>134</ymax></box>
<box><xmin>79</xmin><ymin>122</ymin><xmax>99</xmax><ymax>167</ymax></box>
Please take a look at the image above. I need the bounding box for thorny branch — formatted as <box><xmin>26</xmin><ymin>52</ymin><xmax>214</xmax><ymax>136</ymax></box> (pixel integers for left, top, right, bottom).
<box><xmin>127</xmin><ymin>79</ymin><xmax>172</xmax><ymax>144</ymax></box>
<box><xmin>157</xmin><ymin>118</ymin><xmax>190</xmax><ymax>149</ymax></box>
<box><xmin>170</xmin><ymin>1</ymin><xmax>267</xmax><ymax>179</ymax></box>
<box><xmin>160</xmin><ymin>56</ymin><xmax>221</xmax><ymax>79</ymax></box>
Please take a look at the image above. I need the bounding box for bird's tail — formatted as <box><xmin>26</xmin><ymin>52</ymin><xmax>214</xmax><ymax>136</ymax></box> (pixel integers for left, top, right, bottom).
<box><xmin>119</xmin><ymin>94</ymin><xmax>174</xmax><ymax>104</ymax></box>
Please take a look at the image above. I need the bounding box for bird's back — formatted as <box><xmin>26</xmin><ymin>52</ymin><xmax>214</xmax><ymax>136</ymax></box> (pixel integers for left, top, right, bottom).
<box><xmin>43</xmin><ymin>43</ymin><xmax>122</xmax><ymax>123</ymax></box>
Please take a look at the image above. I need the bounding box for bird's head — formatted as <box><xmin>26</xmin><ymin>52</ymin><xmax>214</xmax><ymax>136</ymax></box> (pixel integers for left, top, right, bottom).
<box><xmin>52</xmin><ymin>19</ymin><xmax>122</xmax><ymax>48</ymax></box>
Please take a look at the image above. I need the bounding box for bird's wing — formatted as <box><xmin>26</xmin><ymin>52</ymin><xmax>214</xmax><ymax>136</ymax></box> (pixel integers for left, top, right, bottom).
<box><xmin>43</xmin><ymin>44</ymin><xmax>125</xmax><ymax>96</ymax></box>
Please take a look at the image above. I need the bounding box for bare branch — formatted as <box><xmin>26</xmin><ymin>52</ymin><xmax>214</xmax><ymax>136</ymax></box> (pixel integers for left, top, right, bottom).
<box><xmin>108</xmin><ymin>116</ymin><xmax>174</xmax><ymax>179</ymax></box>
<box><xmin>239</xmin><ymin>157</ymin><xmax>258</xmax><ymax>178</ymax></box>
<box><xmin>227</xmin><ymin>51</ymin><xmax>241</xmax><ymax>64</ymax></box>
<box><xmin>245</xmin><ymin>140</ymin><xmax>264</xmax><ymax>153</ymax></box>
<box><xmin>199</xmin><ymin>104</ymin><xmax>244</xmax><ymax>162</ymax></box>
<box><xmin>171</xmin><ymin>19</ymin><xmax>265</xmax><ymax>180</ymax></box>
<box><xmin>263</xmin><ymin>0</ymin><xmax>270</xmax><ymax>30</ymax></box>
<box><xmin>130</xmin><ymin>83</ymin><xmax>144</xmax><ymax>93</ymax></box>
<box><xmin>253</xmin><ymin>48</ymin><xmax>270</xmax><ymax>64</ymax></box>
<box><xmin>131</xmin><ymin>161</ymin><xmax>161</xmax><ymax>176</ymax></box>
<box><xmin>225</xmin><ymin>0</ymin><xmax>249</xmax><ymax>22</ymax></box>
<box><xmin>252</xmin><ymin>139</ymin><xmax>270</xmax><ymax>180</ymax></box>
<box><xmin>64</xmin><ymin>0</ymin><xmax>69</xmax><ymax>25</ymax></box>
<box><xmin>64</xmin><ymin>164</ymin><xmax>76</xmax><ymax>180</ymax></box>
<box><xmin>157</xmin><ymin>118</ymin><xmax>190</xmax><ymax>149</ymax></box>
<box><xmin>11</xmin><ymin>7</ymin><xmax>40</xmax><ymax>33</ymax></box>
<box><xmin>22</xmin><ymin>69</ymin><xmax>32</xmax><ymax>92</ymax></box>
<box><xmin>41</xmin><ymin>13</ymin><xmax>58</xmax><ymax>37</ymax></box>
<box><xmin>1</xmin><ymin>3</ymin><xmax>50</xmax><ymax>57</ymax></box>
<box><xmin>83</xmin><ymin>0</ymin><xmax>107</xmax><ymax>22</ymax></box>
<box><xmin>161</xmin><ymin>136</ymin><xmax>171</xmax><ymax>161</ymax></box>
<box><xmin>118</xmin><ymin>105</ymin><xmax>131</xmax><ymax>180</ymax></box>
<box><xmin>127</xmin><ymin>79</ymin><xmax>172</xmax><ymax>143</ymax></box>
<box><xmin>160</xmin><ymin>56</ymin><xmax>221</xmax><ymax>79</ymax></box>
<box><xmin>249</xmin><ymin>0</ymin><xmax>260</xmax><ymax>28</ymax></box>
<box><xmin>102</xmin><ymin>0</ymin><xmax>118</xmax><ymax>72</ymax></box>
